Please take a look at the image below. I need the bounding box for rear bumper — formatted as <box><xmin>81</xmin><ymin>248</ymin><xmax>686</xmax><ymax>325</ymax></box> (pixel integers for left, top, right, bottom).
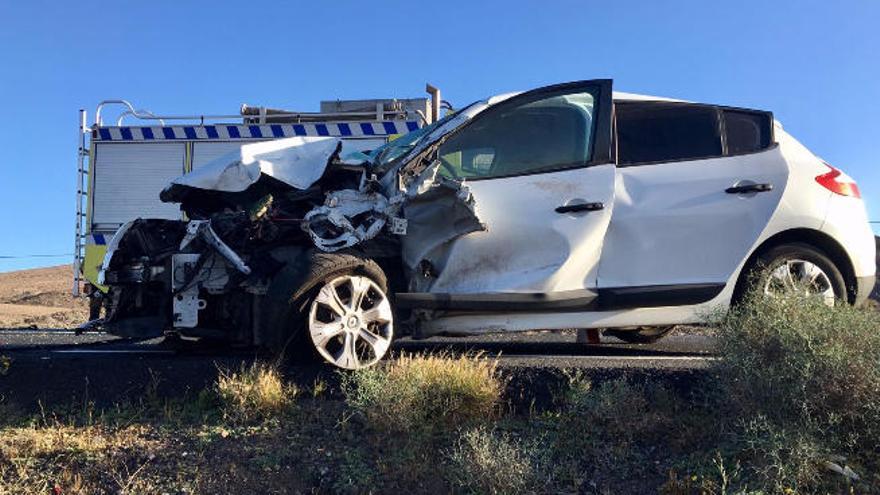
<box><xmin>855</xmin><ymin>275</ymin><xmax>877</xmax><ymax>306</ymax></box>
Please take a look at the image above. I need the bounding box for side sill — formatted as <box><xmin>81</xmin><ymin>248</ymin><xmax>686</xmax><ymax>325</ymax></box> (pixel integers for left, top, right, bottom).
<box><xmin>597</xmin><ymin>283</ymin><xmax>724</xmax><ymax>309</ymax></box>
<box><xmin>395</xmin><ymin>289</ymin><xmax>598</xmax><ymax>312</ymax></box>
<box><xmin>395</xmin><ymin>283</ymin><xmax>725</xmax><ymax>312</ymax></box>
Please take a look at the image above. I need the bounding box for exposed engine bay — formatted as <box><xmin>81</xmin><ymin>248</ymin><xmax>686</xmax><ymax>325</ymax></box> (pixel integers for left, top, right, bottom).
<box><xmin>97</xmin><ymin>116</ymin><xmax>487</xmax><ymax>343</ymax></box>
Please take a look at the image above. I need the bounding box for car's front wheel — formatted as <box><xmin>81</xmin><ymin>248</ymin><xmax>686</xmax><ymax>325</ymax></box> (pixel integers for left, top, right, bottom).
<box><xmin>264</xmin><ymin>252</ymin><xmax>393</xmax><ymax>370</ymax></box>
<box><xmin>307</xmin><ymin>274</ymin><xmax>394</xmax><ymax>369</ymax></box>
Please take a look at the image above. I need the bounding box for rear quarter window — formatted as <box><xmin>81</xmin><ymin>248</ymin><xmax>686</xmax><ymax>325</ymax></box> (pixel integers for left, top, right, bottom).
<box><xmin>723</xmin><ymin>109</ymin><xmax>773</xmax><ymax>154</ymax></box>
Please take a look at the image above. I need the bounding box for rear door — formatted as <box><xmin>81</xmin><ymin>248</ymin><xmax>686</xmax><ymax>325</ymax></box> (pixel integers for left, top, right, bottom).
<box><xmin>598</xmin><ymin>101</ymin><xmax>787</xmax><ymax>299</ymax></box>
<box><xmin>404</xmin><ymin>80</ymin><xmax>616</xmax><ymax>306</ymax></box>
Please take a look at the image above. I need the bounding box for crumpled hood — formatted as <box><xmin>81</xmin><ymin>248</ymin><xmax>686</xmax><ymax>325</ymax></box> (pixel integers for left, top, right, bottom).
<box><xmin>163</xmin><ymin>136</ymin><xmax>342</xmax><ymax>195</ymax></box>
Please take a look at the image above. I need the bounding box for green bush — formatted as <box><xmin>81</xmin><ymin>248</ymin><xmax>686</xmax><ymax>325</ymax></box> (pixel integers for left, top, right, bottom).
<box><xmin>739</xmin><ymin>416</ymin><xmax>827</xmax><ymax>493</ymax></box>
<box><xmin>446</xmin><ymin>426</ymin><xmax>536</xmax><ymax>495</ymax></box>
<box><xmin>330</xmin><ymin>447</ymin><xmax>378</xmax><ymax>495</ymax></box>
<box><xmin>715</xmin><ymin>289</ymin><xmax>880</xmax><ymax>492</ymax></box>
<box><xmin>341</xmin><ymin>353</ymin><xmax>502</xmax><ymax>434</ymax></box>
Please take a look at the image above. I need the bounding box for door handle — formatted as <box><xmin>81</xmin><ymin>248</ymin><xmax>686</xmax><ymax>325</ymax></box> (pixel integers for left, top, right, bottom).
<box><xmin>555</xmin><ymin>202</ymin><xmax>604</xmax><ymax>214</ymax></box>
<box><xmin>725</xmin><ymin>183</ymin><xmax>773</xmax><ymax>194</ymax></box>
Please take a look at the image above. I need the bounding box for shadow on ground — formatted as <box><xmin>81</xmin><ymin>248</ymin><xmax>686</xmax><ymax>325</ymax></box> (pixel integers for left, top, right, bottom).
<box><xmin>0</xmin><ymin>334</ymin><xmax>713</xmax><ymax>415</ymax></box>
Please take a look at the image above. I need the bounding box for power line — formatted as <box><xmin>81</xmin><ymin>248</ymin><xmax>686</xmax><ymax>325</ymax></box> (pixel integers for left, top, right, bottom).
<box><xmin>0</xmin><ymin>254</ymin><xmax>72</xmax><ymax>259</ymax></box>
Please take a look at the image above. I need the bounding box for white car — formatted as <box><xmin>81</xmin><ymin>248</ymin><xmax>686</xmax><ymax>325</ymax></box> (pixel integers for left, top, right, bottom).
<box><xmin>98</xmin><ymin>80</ymin><xmax>877</xmax><ymax>369</ymax></box>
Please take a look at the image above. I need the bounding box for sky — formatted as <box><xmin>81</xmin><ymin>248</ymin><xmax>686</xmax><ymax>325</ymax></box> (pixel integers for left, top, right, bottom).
<box><xmin>0</xmin><ymin>0</ymin><xmax>877</xmax><ymax>273</ymax></box>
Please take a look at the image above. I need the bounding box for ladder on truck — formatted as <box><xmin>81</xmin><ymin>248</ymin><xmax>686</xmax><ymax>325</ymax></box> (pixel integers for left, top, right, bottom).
<box><xmin>73</xmin><ymin>110</ymin><xmax>89</xmax><ymax>296</ymax></box>
<box><xmin>74</xmin><ymin>88</ymin><xmax>443</xmax><ymax>296</ymax></box>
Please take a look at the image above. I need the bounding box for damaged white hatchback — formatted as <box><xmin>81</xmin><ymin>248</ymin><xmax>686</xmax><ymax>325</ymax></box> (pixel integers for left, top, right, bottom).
<box><xmin>97</xmin><ymin>80</ymin><xmax>877</xmax><ymax>369</ymax></box>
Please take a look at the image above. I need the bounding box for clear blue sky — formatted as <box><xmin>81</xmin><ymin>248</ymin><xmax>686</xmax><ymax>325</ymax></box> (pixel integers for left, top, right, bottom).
<box><xmin>0</xmin><ymin>0</ymin><xmax>877</xmax><ymax>272</ymax></box>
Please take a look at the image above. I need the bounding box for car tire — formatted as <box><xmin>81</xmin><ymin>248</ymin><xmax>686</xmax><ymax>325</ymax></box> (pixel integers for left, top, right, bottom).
<box><xmin>737</xmin><ymin>242</ymin><xmax>847</xmax><ymax>306</ymax></box>
<box><xmin>262</xmin><ymin>251</ymin><xmax>393</xmax><ymax>370</ymax></box>
<box><xmin>604</xmin><ymin>326</ymin><xmax>674</xmax><ymax>344</ymax></box>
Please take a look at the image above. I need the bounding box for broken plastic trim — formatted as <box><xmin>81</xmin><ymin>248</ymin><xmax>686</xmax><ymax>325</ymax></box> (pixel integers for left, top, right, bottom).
<box><xmin>301</xmin><ymin>189</ymin><xmax>407</xmax><ymax>252</ymax></box>
<box><xmin>179</xmin><ymin>220</ymin><xmax>252</xmax><ymax>275</ymax></box>
<box><xmin>97</xmin><ymin>219</ymin><xmax>137</xmax><ymax>286</ymax></box>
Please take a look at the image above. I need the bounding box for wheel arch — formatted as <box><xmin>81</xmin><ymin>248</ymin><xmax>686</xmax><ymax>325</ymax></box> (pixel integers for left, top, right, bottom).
<box><xmin>256</xmin><ymin>247</ymin><xmax>389</xmax><ymax>350</ymax></box>
<box><xmin>734</xmin><ymin>228</ymin><xmax>857</xmax><ymax>303</ymax></box>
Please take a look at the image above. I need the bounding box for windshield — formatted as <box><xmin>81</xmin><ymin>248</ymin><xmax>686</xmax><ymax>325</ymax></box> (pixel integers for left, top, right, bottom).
<box><xmin>370</xmin><ymin>113</ymin><xmax>455</xmax><ymax>168</ymax></box>
<box><xmin>371</xmin><ymin>93</ymin><xmax>521</xmax><ymax>179</ymax></box>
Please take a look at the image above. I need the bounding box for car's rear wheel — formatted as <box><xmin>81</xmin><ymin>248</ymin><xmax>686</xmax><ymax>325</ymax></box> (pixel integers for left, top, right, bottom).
<box><xmin>264</xmin><ymin>252</ymin><xmax>393</xmax><ymax>370</ymax></box>
<box><xmin>740</xmin><ymin>243</ymin><xmax>846</xmax><ymax>306</ymax></box>
<box><xmin>604</xmin><ymin>326</ymin><xmax>675</xmax><ymax>344</ymax></box>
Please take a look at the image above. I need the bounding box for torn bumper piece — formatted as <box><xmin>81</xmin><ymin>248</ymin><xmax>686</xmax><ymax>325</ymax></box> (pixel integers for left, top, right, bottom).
<box><xmin>298</xmin><ymin>161</ymin><xmax>485</xmax><ymax>281</ymax></box>
<box><xmin>97</xmin><ymin>219</ymin><xmax>136</xmax><ymax>286</ymax></box>
<box><xmin>302</xmin><ymin>189</ymin><xmax>406</xmax><ymax>252</ymax></box>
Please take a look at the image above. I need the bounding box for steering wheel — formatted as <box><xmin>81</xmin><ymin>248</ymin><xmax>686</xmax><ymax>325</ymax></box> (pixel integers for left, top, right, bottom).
<box><xmin>438</xmin><ymin>156</ymin><xmax>461</xmax><ymax>180</ymax></box>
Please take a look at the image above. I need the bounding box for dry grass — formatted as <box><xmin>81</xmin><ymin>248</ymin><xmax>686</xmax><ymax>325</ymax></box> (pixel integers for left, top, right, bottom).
<box><xmin>547</xmin><ymin>375</ymin><xmax>680</xmax><ymax>492</ymax></box>
<box><xmin>215</xmin><ymin>362</ymin><xmax>296</xmax><ymax>423</ymax></box>
<box><xmin>342</xmin><ymin>352</ymin><xmax>503</xmax><ymax>433</ymax></box>
<box><xmin>338</xmin><ymin>353</ymin><xmax>505</xmax><ymax>492</ymax></box>
<box><xmin>0</xmin><ymin>424</ymin><xmax>113</xmax><ymax>457</ymax></box>
<box><xmin>447</xmin><ymin>426</ymin><xmax>537</xmax><ymax>495</ymax></box>
<box><xmin>0</xmin><ymin>422</ymin><xmax>184</xmax><ymax>495</ymax></box>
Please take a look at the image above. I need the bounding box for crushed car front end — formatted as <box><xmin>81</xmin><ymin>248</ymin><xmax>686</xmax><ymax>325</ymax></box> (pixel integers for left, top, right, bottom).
<box><xmin>94</xmin><ymin>105</ymin><xmax>491</xmax><ymax>347</ymax></box>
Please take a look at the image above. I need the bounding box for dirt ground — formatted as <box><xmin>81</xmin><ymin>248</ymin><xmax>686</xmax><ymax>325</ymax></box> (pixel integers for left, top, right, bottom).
<box><xmin>0</xmin><ymin>265</ymin><xmax>88</xmax><ymax>329</ymax></box>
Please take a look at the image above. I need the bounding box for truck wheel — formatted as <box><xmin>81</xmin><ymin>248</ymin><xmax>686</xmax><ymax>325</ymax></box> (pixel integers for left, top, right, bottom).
<box><xmin>265</xmin><ymin>252</ymin><xmax>393</xmax><ymax>370</ymax></box>
<box><xmin>738</xmin><ymin>243</ymin><xmax>846</xmax><ymax>307</ymax></box>
<box><xmin>604</xmin><ymin>326</ymin><xmax>674</xmax><ymax>344</ymax></box>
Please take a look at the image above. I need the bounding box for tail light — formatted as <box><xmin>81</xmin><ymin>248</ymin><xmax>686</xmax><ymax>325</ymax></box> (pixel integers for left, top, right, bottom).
<box><xmin>815</xmin><ymin>163</ymin><xmax>861</xmax><ymax>198</ymax></box>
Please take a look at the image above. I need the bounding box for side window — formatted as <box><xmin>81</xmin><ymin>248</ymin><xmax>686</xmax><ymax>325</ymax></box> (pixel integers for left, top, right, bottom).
<box><xmin>723</xmin><ymin>109</ymin><xmax>772</xmax><ymax>155</ymax></box>
<box><xmin>437</xmin><ymin>91</ymin><xmax>596</xmax><ymax>179</ymax></box>
<box><xmin>616</xmin><ymin>103</ymin><xmax>722</xmax><ymax>165</ymax></box>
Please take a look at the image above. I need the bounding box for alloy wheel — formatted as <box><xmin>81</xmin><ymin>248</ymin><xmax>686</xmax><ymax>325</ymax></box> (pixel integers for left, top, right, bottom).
<box><xmin>307</xmin><ymin>275</ymin><xmax>394</xmax><ymax>369</ymax></box>
<box><xmin>763</xmin><ymin>259</ymin><xmax>836</xmax><ymax>307</ymax></box>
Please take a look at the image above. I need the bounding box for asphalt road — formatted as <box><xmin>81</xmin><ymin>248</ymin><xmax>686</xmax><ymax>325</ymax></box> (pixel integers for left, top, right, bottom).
<box><xmin>0</xmin><ymin>328</ymin><xmax>716</xmax><ymax>367</ymax></box>
<box><xmin>0</xmin><ymin>328</ymin><xmax>717</xmax><ymax>412</ymax></box>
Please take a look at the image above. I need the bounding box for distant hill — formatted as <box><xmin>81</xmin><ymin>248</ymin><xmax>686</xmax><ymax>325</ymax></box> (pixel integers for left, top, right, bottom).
<box><xmin>0</xmin><ymin>265</ymin><xmax>88</xmax><ymax>329</ymax></box>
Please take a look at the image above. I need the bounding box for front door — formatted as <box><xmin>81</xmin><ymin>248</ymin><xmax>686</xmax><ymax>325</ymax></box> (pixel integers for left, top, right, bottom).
<box><xmin>410</xmin><ymin>80</ymin><xmax>617</xmax><ymax>301</ymax></box>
